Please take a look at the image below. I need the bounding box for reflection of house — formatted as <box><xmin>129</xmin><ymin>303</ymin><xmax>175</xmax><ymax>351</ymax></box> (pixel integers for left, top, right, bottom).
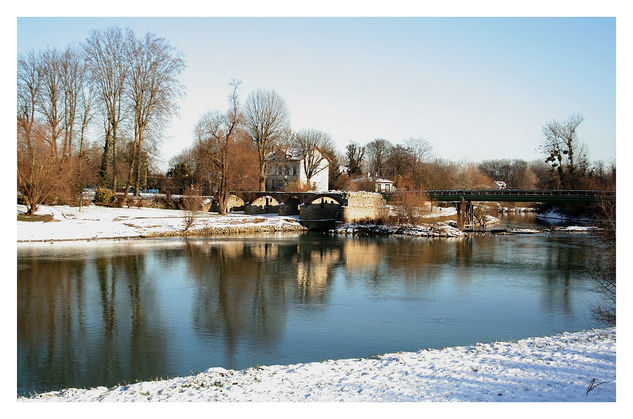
<box><xmin>266</xmin><ymin>148</ymin><xmax>330</xmax><ymax>192</ymax></box>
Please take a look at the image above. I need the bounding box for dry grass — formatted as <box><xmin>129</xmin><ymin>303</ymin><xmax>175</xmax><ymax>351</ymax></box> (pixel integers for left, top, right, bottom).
<box><xmin>17</xmin><ymin>214</ymin><xmax>56</xmax><ymax>222</ymax></box>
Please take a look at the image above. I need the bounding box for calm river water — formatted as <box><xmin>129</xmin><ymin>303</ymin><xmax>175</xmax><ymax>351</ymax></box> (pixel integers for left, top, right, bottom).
<box><xmin>17</xmin><ymin>216</ymin><xmax>604</xmax><ymax>395</ymax></box>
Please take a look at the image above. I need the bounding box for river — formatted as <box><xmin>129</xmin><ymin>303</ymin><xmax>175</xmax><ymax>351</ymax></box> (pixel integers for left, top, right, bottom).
<box><xmin>17</xmin><ymin>214</ymin><xmax>605</xmax><ymax>395</ymax></box>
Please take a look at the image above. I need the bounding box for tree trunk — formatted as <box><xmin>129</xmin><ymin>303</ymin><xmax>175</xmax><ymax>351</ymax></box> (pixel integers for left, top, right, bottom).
<box><xmin>98</xmin><ymin>132</ymin><xmax>111</xmax><ymax>187</ymax></box>
<box><xmin>134</xmin><ymin>126</ymin><xmax>145</xmax><ymax>197</ymax></box>
<box><xmin>259</xmin><ymin>160</ymin><xmax>266</xmax><ymax>191</ymax></box>
<box><xmin>112</xmin><ymin>122</ymin><xmax>118</xmax><ymax>192</ymax></box>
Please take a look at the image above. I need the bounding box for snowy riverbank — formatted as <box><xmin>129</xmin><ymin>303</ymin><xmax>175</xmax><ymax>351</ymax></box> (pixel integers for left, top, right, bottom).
<box><xmin>331</xmin><ymin>221</ymin><xmax>465</xmax><ymax>237</ymax></box>
<box><xmin>17</xmin><ymin>204</ymin><xmax>306</xmax><ymax>242</ymax></box>
<box><xmin>22</xmin><ymin>328</ymin><xmax>615</xmax><ymax>402</ymax></box>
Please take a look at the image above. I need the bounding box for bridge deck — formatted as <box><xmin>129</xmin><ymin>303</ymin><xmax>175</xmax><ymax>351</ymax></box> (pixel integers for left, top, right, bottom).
<box><xmin>386</xmin><ymin>189</ymin><xmax>614</xmax><ymax>203</ymax></box>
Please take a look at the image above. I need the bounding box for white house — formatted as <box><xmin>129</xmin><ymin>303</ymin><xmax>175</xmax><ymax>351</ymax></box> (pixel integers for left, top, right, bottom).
<box><xmin>265</xmin><ymin>147</ymin><xmax>331</xmax><ymax>192</ymax></box>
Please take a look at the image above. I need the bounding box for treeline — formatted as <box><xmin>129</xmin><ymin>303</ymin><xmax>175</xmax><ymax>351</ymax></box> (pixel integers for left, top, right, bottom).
<box><xmin>17</xmin><ymin>26</ymin><xmax>185</xmax><ymax>214</ymax></box>
<box><xmin>18</xmin><ymin>27</ymin><xmax>615</xmax><ymax>216</ymax></box>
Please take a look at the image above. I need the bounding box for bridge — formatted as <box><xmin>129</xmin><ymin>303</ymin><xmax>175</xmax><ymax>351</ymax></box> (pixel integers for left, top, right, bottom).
<box><xmin>383</xmin><ymin>189</ymin><xmax>615</xmax><ymax>204</ymax></box>
<box><xmin>382</xmin><ymin>189</ymin><xmax>615</xmax><ymax>229</ymax></box>
<box><xmin>231</xmin><ymin>191</ymin><xmax>348</xmax><ymax>206</ymax></box>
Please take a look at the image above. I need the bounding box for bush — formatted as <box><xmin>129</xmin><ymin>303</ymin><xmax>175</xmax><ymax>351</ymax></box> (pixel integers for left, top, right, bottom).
<box><xmin>182</xmin><ymin>185</ymin><xmax>202</xmax><ymax>232</ymax></box>
<box><xmin>94</xmin><ymin>187</ymin><xmax>116</xmax><ymax>204</ymax></box>
<box><xmin>393</xmin><ymin>191</ymin><xmax>429</xmax><ymax>224</ymax></box>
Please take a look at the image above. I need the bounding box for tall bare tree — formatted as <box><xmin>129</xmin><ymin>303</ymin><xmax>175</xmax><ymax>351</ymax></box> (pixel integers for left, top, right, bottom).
<box><xmin>243</xmin><ymin>89</ymin><xmax>290</xmax><ymax>191</ymax></box>
<box><xmin>84</xmin><ymin>27</ymin><xmax>130</xmax><ymax>190</ymax></box>
<box><xmin>292</xmin><ymin>129</ymin><xmax>333</xmax><ymax>187</ymax></box>
<box><xmin>37</xmin><ymin>48</ymin><xmax>65</xmax><ymax>158</ymax></box>
<box><xmin>77</xmin><ymin>82</ymin><xmax>95</xmax><ymax>157</ymax></box>
<box><xmin>194</xmin><ymin>81</ymin><xmax>243</xmax><ymax>214</ymax></box>
<box><xmin>405</xmin><ymin>137</ymin><xmax>433</xmax><ymax>164</ymax></box>
<box><xmin>123</xmin><ymin>31</ymin><xmax>185</xmax><ymax>199</ymax></box>
<box><xmin>17</xmin><ymin>50</ymin><xmax>41</xmax><ymax>160</ymax></box>
<box><xmin>59</xmin><ymin>45</ymin><xmax>86</xmax><ymax>160</ymax></box>
<box><xmin>365</xmin><ymin>138</ymin><xmax>392</xmax><ymax>178</ymax></box>
<box><xmin>345</xmin><ymin>142</ymin><xmax>364</xmax><ymax>176</ymax></box>
<box><xmin>541</xmin><ymin>114</ymin><xmax>586</xmax><ymax>189</ymax></box>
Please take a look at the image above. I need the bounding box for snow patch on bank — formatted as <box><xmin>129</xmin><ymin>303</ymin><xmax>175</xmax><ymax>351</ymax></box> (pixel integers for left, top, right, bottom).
<box><xmin>536</xmin><ymin>209</ymin><xmax>595</xmax><ymax>225</ymax></box>
<box><xmin>22</xmin><ymin>328</ymin><xmax>615</xmax><ymax>402</ymax></box>
<box><xmin>17</xmin><ymin>204</ymin><xmax>305</xmax><ymax>242</ymax></box>
<box><xmin>332</xmin><ymin>221</ymin><xmax>464</xmax><ymax>237</ymax></box>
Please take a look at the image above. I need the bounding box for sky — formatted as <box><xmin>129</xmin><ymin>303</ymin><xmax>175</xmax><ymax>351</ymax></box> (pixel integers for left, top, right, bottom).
<box><xmin>17</xmin><ymin>17</ymin><xmax>616</xmax><ymax>170</ymax></box>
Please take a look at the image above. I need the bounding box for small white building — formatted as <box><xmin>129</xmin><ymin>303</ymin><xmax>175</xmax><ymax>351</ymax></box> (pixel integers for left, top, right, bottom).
<box><xmin>350</xmin><ymin>176</ymin><xmax>397</xmax><ymax>193</ymax></box>
<box><xmin>265</xmin><ymin>147</ymin><xmax>331</xmax><ymax>192</ymax></box>
<box><xmin>374</xmin><ymin>178</ymin><xmax>396</xmax><ymax>193</ymax></box>
<box><xmin>494</xmin><ymin>180</ymin><xmax>507</xmax><ymax>189</ymax></box>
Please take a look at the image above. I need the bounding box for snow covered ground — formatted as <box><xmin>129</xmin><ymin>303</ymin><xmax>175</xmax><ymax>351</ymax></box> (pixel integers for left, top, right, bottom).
<box><xmin>332</xmin><ymin>221</ymin><xmax>464</xmax><ymax>237</ymax></box>
<box><xmin>17</xmin><ymin>204</ymin><xmax>305</xmax><ymax>242</ymax></box>
<box><xmin>22</xmin><ymin>328</ymin><xmax>615</xmax><ymax>402</ymax></box>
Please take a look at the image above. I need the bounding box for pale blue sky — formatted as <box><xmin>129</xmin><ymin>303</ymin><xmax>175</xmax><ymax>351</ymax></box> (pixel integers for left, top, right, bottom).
<box><xmin>17</xmin><ymin>17</ymin><xmax>616</xmax><ymax>168</ymax></box>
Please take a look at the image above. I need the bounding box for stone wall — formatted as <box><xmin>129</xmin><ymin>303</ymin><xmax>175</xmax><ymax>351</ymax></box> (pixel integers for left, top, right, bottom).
<box><xmin>278</xmin><ymin>203</ymin><xmax>300</xmax><ymax>216</ymax></box>
<box><xmin>244</xmin><ymin>204</ymin><xmax>280</xmax><ymax>215</ymax></box>
<box><xmin>299</xmin><ymin>203</ymin><xmax>340</xmax><ymax>220</ymax></box>
<box><xmin>342</xmin><ymin>191</ymin><xmax>389</xmax><ymax>222</ymax></box>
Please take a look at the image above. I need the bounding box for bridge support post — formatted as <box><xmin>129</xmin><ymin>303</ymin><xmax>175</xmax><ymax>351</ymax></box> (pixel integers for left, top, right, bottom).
<box><xmin>456</xmin><ymin>199</ymin><xmax>473</xmax><ymax>230</ymax></box>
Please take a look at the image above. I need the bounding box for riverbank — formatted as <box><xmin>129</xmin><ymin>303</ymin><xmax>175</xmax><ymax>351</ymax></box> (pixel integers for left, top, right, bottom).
<box><xmin>331</xmin><ymin>221</ymin><xmax>465</xmax><ymax>237</ymax></box>
<box><xmin>21</xmin><ymin>328</ymin><xmax>615</xmax><ymax>402</ymax></box>
<box><xmin>17</xmin><ymin>204</ymin><xmax>306</xmax><ymax>242</ymax></box>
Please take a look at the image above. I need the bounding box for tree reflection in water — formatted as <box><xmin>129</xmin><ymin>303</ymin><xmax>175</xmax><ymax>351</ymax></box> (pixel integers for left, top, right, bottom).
<box><xmin>17</xmin><ymin>232</ymin><xmax>597</xmax><ymax>395</ymax></box>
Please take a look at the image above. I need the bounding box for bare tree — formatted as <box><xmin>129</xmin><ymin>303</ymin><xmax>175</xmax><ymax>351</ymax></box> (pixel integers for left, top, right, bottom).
<box><xmin>17</xmin><ymin>125</ymin><xmax>65</xmax><ymax>215</ymax></box>
<box><xmin>243</xmin><ymin>89</ymin><xmax>290</xmax><ymax>191</ymax></box>
<box><xmin>37</xmin><ymin>48</ymin><xmax>65</xmax><ymax>158</ymax></box>
<box><xmin>365</xmin><ymin>138</ymin><xmax>392</xmax><ymax>178</ymax></box>
<box><xmin>194</xmin><ymin>81</ymin><xmax>243</xmax><ymax>214</ymax></box>
<box><xmin>123</xmin><ymin>31</ymin><xmax>185</xmax><ymax>199</ymax></box>
<box><xmin>84</xmin><ymin>27</ymin><xmax>130</xmax><ymax>190</ymax></box>
<box><xmin>292</xmin><ymin>129</ymin><xmax>334</xmax><ymax>187</ymax></box>
<box><xmin>59</xmin><ymin>45</ymin><xmax>85</xmax><ymax>159</ymax></box>
<box><xmin>77</xmin><ymin>81</ymin><xmax>95</xmax><ymax>157</ymax></box>
<box><xmin>345</xmin><ymin>142</ymin><xmax>364</xmax><ymax>177</ymax></box>
<box><xmin>405</xmin><ymin>137</ymin><xmax>433</xmax><ymax>164</ymax></box>
<box><xmin>541</xmin><ymin>114</ymin><xmax>586</xmax><ymax>189</ymax></box>
<box><xmin>17</xmin><ymin>50</ymin><xmax>41</xmax><ymax>160</ymax></box>
<box><xmin>589</xmin><ymin>197</ymin><xmax>615</xmax><ymax>325</ymax></box>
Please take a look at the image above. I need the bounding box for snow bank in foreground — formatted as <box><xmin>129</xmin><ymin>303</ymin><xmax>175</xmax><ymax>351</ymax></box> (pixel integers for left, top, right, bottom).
<box><xmin>17</xmin><ymin>205</ymin><xmax>305</xmax><ymax>242</ymax></box>
<box><xmin>23</xmin><ymin>328</ymin><xmax>615</xmax><ymax>402</ymax></box>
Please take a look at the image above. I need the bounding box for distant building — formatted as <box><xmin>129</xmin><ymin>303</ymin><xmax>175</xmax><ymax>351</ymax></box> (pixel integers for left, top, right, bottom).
<box><xmin>494</xmin><ymin>180</ymin><xmax>507</xmax><ymax>189</ymax></box>
<box><xmin>265</xmin><ymin>147</ymin><xmax>330</xmax><ymax>192</ymax></box>
<box><xmin>351</xmin><ymin>175</ymin><xmax>396</xmax><ymax>193</ymax></box>
<box><xmin>374</xmin><ymin>178</ymin><xmax>396</xmax><ymax>193</ymax></box>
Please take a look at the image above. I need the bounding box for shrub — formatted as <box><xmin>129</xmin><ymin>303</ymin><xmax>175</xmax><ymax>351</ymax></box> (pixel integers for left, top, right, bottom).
<box><xmin>393</xmin><ymin>191</ymin><xmax>429</xmax><ymax>224</ymax></box>
<box><xmin>182</xmin><ymin>185</ymin><xmax>202</xmax><ymax>232</ymax></box>
<box><xmin>94</xmin><ymin>187</ymin><xmax>116</xmax><ymax>204</ymax></box>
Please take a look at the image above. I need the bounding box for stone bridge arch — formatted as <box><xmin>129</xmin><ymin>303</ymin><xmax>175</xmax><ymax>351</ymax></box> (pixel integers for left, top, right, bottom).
<box><xmin>304</xmin><ymin>193</ymin><xmax>347</xmax><ymax>206</ymax></box>
<box><xmin>251</xmin><ymin>195</ymin><xmax>281</xmax><ymax>207</ymax></box>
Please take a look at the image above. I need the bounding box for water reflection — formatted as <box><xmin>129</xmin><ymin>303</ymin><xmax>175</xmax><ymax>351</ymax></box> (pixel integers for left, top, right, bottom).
<box><xmin>18</xmin><ymin>250</ymin><xmax>168</xmax><ymax>394</ymax></box>
<box><xmin>17</xmin><ymin>232</ymin><xmax>599</xmax><ymax>395</ymax></box>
